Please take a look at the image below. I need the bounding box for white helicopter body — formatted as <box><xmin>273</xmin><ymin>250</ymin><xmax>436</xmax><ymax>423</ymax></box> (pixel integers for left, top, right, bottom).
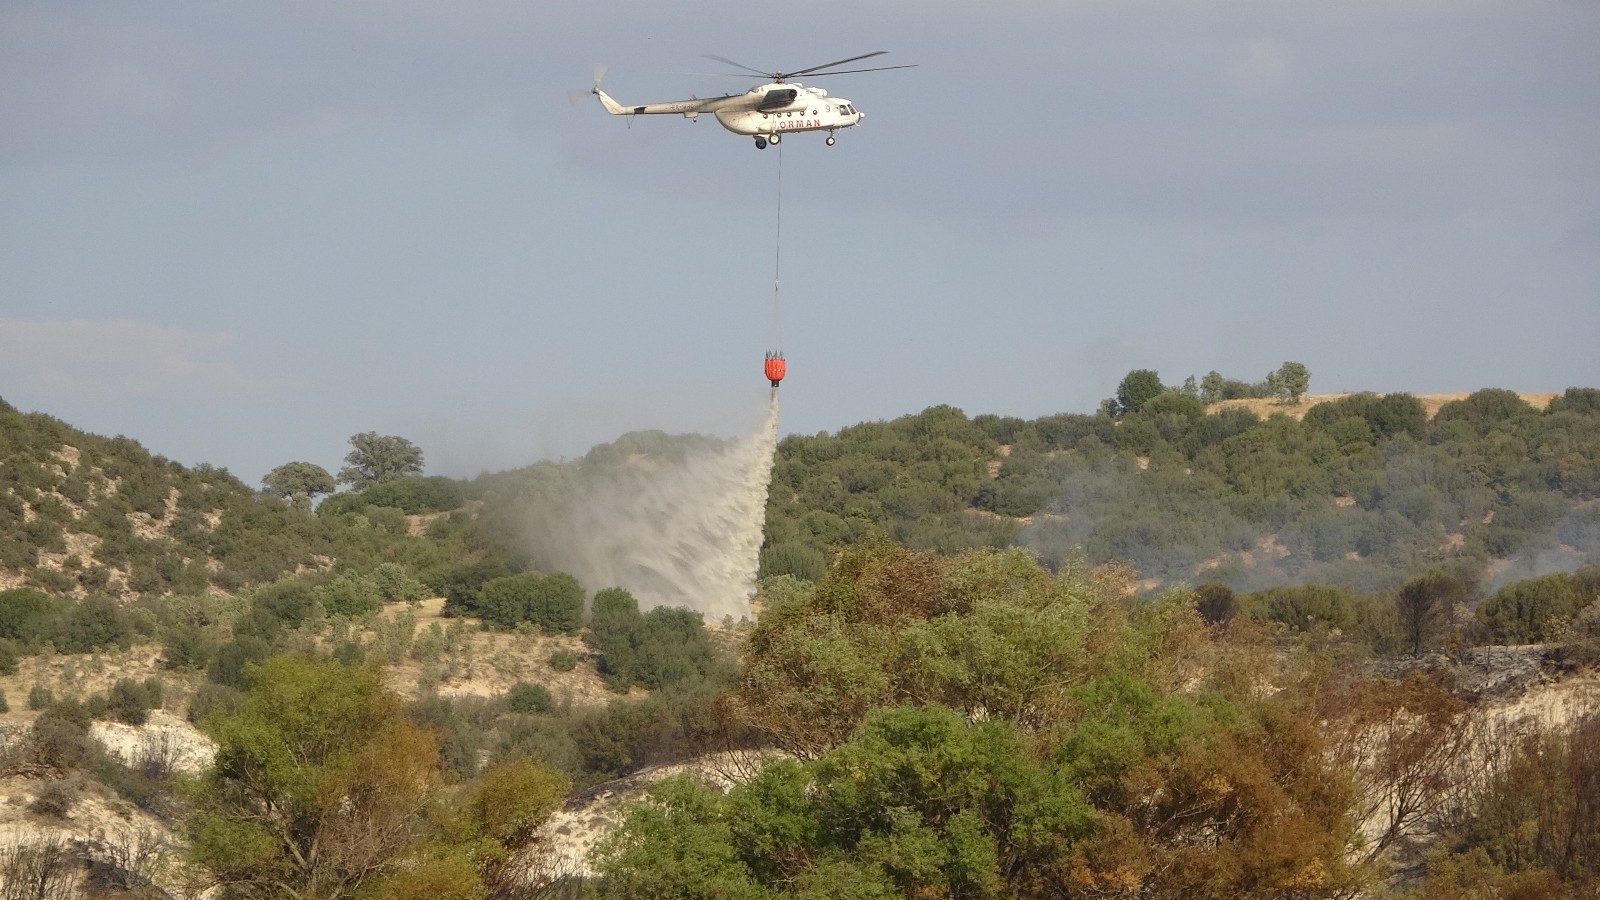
<box><xmin>585</xmin><ymin>52</ymin><xmax>909</xmax><ymax>149</ymax></box>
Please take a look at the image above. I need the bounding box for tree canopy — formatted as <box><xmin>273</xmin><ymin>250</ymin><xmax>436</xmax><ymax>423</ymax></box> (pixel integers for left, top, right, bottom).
<box><xmin>191</xmin><ymin>656</ymin><xmax>444</xmax><ymax>898</ymax></box>
<box><xmin>601</xmin><ymin>542</ymin><xmax>1363</xmax><ymax>897</ymax></box>
<box><xmin>1267</xmin><ymin>360</ymin><xmax>1311</xmax><ymax>403</ymax></box>
<box><xmin>338</xmin><ymin>432</ymin><xmax>424</xmax><ymax>490</ymax></box>
<box><xmin>261</xmin><ymin>461</ymin><xmax>336</xmax><ymax>511</ymax></box>
<box><xmin>1113</xmin><ymin>369</ymin><xmax>1166</xmax><ymax>417</ymax></box>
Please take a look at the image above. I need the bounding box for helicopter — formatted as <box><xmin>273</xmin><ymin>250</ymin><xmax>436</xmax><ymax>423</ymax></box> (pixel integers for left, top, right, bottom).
<box><xmin>582</xmin><ymin>51</ymin><xmax>914</xmax><ymax>149</ymax></box>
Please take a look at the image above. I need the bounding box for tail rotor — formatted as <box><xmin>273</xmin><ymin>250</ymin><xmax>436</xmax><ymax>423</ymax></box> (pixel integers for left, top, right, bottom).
<box><xmin>568</xmin><ymin>63</ymin><xmax>609</xmax><ymax>106</ymax></box>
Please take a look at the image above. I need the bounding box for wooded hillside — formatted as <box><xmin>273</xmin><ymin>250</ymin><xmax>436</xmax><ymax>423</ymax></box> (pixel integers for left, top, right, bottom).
<box><xmin>0</xmin><ymin>387</ymin><xmax>1597</xmax><ymax>897</ymax></box>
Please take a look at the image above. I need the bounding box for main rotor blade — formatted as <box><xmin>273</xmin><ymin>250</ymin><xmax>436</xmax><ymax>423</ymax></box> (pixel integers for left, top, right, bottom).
<box><xmin>802</xmin><ymin>64</ymin><xmax>918</xmax><ymax>77</ymax></box>
<box><xmin>789</xmin><ymin>51</ymin><xmax>889</xmax><ymax>77</ymax></box>
<box><xmin>703</xmin><ymin>54</ymin><xmax>771</xmax><ymax>77</ymax></box>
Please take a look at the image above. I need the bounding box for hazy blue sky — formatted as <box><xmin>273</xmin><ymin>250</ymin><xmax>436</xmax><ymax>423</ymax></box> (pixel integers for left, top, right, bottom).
<box><xmin>3</xmin><ymin>1</ymin><xmax>1597</xmax><ymax>484</ymax></box>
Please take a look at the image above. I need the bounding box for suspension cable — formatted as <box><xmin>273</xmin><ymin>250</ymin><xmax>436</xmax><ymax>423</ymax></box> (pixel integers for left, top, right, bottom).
<box><xmin>771</xmin><ymin>141</ymin><xmax>784</xmax><ymax>352</ymax></box>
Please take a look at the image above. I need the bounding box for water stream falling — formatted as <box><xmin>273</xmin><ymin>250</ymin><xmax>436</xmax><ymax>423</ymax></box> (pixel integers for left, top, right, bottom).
<box><xmin>522</xmin><ymin>388</ymin><xmax>781</xmax><ymax>620</ymax></box>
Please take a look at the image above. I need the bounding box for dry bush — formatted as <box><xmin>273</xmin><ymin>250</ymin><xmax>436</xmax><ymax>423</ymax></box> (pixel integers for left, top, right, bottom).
<box><xmin>85</xmin><ymin>825</ymin><xmax>169</xmax><ymax>894</ymax></box>
<box><xmin>26</xmin><ymin>780</ymin><xmax>76</xmax><ymax>820</ymax></box>
<box><xmin>132</xmin><ymin>731</ymin><xmax>182</xmax><ymax>782</ymax></box>
<box><xmin>0</xmin><ymin>837</ymin><xmax>79</xmax><ymax>900</ymax></box>
<box><xmin>493</xmin><ymin>847</ymin><xmax>586</xmax><ymax>900</ymax></box>
<box><xmin>1319</xmin><ymin>668</ymin><xmax>1482</xmax><ymax>865</ymax></box>
<box><xmin>1435</xmin><ymin>712</ymin><xmax>1600</xmax><ymax>887</ymax></box>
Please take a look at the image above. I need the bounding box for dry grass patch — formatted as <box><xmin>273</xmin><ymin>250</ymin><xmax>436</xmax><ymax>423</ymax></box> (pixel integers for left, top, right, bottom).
<box><xmin>1211</xmin><ymin>391</ymin><xmax>1559</xmax><ymax>422</ymax></box>
<box><xmin>367</xmin><ymin>598</ymin><xmax>632</xmax><ymax>706</ymax></box>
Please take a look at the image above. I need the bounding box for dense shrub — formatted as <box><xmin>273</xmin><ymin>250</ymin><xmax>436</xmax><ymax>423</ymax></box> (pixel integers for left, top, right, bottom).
<box><xmin>1478</xmin><ymin>572</ymin><xmax>1590</xmax><ymax>644</ymax></box>
<box><xmin>313</xmin><ymin>571</ymin><xmax>382</xmax><ymax>618</ymax></box>
<box><xmin>506</xmin><ymin>681</ymin><xmax>555</xmax><ymax>715</ymax></box>
<box><xmin>359</xmin><ymin>475</ymin><xmax>466</xmax><ymax>514</ymax></box>
<box><xmin>758</xmin><ymin>541</ymin><xmax>827</xmax><ymax>582</ymax></box>
<box><xmin>25</xmin><ymin>705</ymin><xmax>102</xmax><ymax>771</ymax></box>
<box><xmin>0</xmin><ymin>587</ymin><xmax>65</xmax><ymax>648</ymax></box>
<box><xmin>27</xmin><ymin>684</ymin><xmax>53</xmax><ymax>710</ymax></box>
<box><xmin>476</xmin><ymin>572</ymin><xmax>584</xmax><ymax>634</ymax></box>
<box><xmin>1194</xmin><ymin>582</ymin><xmax>1239</xmax><ymax>625</ymax></box>
<box><xmin>250</xmin><ymin>577</ymin><xmax>319</xmax><ymax>630</ymax></box>
<box><xmin>106</xmin><ymin>677</ymin><xmax>163</xmax><ymax>726</ymax></box>
<box><xmin>585</xmin><ymin>588</ymin><xmax>730</xmax><ymax>693</ymax></box>
<box><xmin>1245</xmin><ymin>583</ymin><xmax>1359</xmax><ymax>631</ymax></box>
<box><xmin>162</xmin><ymin>622</ymin><xmax>221</xmax><ymax>671</ymax></box>
<box><xmin>1304</xmin><ymin>391</ymin><xmax>1428</xmax><ymax>444</ymax></box>
<box><xmin>432</xmin><ymin>557</ymin><xmax>515</xmax><ymax>617</ymax></box>
<box><xmin>57</xmin><ymin>595</ymin><xmax>133</xmax><ymax>653</ymax></box>
<box><xmin>208</xmin><ymin>636</ymin><xmax>272</xmax><ymax>690</ymax></box>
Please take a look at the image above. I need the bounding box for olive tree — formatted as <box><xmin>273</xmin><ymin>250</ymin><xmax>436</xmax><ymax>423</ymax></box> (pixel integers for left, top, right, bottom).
<box><xmin>337</xmin><ymin>432</ymin><xmax>424</xmax><ymax>490</ymax></box>
<box><xmin>1266</xmin><ymin>361</ymin><xmax>1311</xmax><ymax>404</ymax></box>
<box><xmin>260</xmin><ymin>461</ymin><xmax>335</xmax><ymax>511</ymax></box>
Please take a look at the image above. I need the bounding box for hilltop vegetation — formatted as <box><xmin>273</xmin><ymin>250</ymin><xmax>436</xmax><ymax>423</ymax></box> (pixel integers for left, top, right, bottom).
<box><xmin>763</xmin><ymin>384</ymin><xmax>1600</xmax><ymax>596</ymax></box>
<box><xmin>1</xmin><ymin>381</ymin><xmax>1599</xmax><ymax>897</ymax></box>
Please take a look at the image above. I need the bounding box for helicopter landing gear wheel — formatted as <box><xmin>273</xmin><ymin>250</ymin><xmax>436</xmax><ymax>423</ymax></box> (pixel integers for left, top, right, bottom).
<box><xmin>754</xmin><ymin>137</ymin><xmax>767</xmax><ymax>150</ymax></box>
<box><xmin>826</xmin><ymin>135</ymin><xmax>836</xmax><ymax>146</ymax></box>
<box><xmin>770</xmin><ymin>133</ymin><xmax>781</xmax><ymax>144</ymax></box>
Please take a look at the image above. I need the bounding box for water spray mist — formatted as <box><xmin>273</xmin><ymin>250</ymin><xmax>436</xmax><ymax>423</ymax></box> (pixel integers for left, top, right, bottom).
<box><xmin>522</xmin><ymin>389</ymin><xmax>781</xmax><ymax>621</ymax></box>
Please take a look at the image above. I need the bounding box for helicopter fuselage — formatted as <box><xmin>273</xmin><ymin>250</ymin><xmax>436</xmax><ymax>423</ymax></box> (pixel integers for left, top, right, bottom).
<box><xmin>712</xmin><ymin>84</ymin><xmax>863</xmax><ymax>136</ymax></box>
<box><xmin>594</xmin><ymin>81</ymin><xmax>864</xmax><ymax>148</ymax></box>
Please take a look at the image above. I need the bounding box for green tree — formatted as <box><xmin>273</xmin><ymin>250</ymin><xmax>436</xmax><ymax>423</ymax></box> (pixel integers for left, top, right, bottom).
<box><xmin>261</xmin><ymin>462</ymin><xmax>336</xmax><ymax>511</ymax></box>
<box><xmin>1266</xmin><ymin>361</ymin><xmax>1311</xmax><ymax>404</ymax></box>
<box><xmin>338</xmin><ymin>432</ymin><xmax>425</xmax><ymax>490</ymax></box>
<box><xmin>587</xmin><ymin>587</ymin><xmax>644</xmax><ymax>690</ymax></box>
<box><xmin>1114</xmin><ymin>369</ymin><xmax>1165</xmax><ymax>417</ymax></box>
<box><xmin>191</xmin><ymin>656</ymin><xmax>445</xmax><ymax>899</ymax></box>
